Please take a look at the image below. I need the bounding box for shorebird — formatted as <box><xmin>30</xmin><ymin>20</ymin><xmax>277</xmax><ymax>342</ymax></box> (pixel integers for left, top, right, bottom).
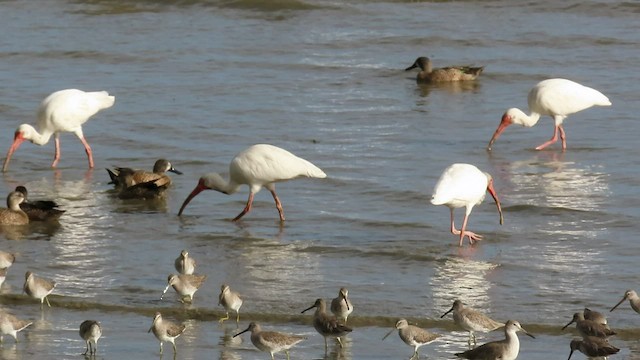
<box><xmin>0</xmin><ymin>250</ymin><xmax>15</xmax><ymax>269</ymax></box>
<box><xmin>610</xmin><ymin>289</ymin><xmax>640</xmax><ymax>315</ymax></box>
<box><xmin>161</xmin><ymin>273</ymin><xmax>207</xmax><ymax>303</ymax></box>
<box><xmin>0</xmin><ymin>311</ymin><xmax>32</xmax><ymax>343</ymax></box>
<box><xmin>331</xmin><ymin>287</ymin><xmax>353</xmax><ymax>324</ymax></box>
<box><xmin>382</xmin><ymin>319</ymin><xmax>441</xmax><ymax>359</ymax></box>
<box><xmin>455</xmin><ymin>320</ymin><xmax>534</xmax><ymax>360</ymax></box>
<box><xmin>106</xmin><ymin>158</ymin><xmax>182</xmax><ymax>189</ymax></box>
<box><xmin>562</xmin><ymin>312</ymin><xmax>616</xmax><ymax>338</ymax></box>
<box><xmin>79</xmin><ymin>320</ymin><xmax>102</xmax><ymax>355</ymax></box>
<box><xmin>405</xmin><ymin>57</ymin><xmax>484</xmax><ymax>83</ymax></box>
<box><xmin>177</xmin><ymin>144</ymin><xmax>326</xmax><ymax>221</ymax></box>
<box><xmin>219</xmin><ymin>284</ymin><xmax>243</xmax><ymax>325</ymax></box>
<box><xmin>174</xmin><ymin>249</ymin><xmax>196</xmax><ymax>275</ymax></box>
<box><xmin>0</xmin><ymin>191</ymin><xmax>29</xmax><ymax>225</ymax></box>
<box><xmin>487</xmin><ymin>78</ymin><xmax>611</xmax><ymax>151</ymax></box>
<box><xmin>23</xmin><ymin>271</ymin><xmax>56</xmax><ymax>307</ymax></box>
<box><xmin>302</xmin><ymin>298</ymin><xmax>352</xmax><ymax>351</ymax></box>
<box><xmin>14</xmin><ymin>186</ymin><xmax>65</xmax><ymax>221</ymax></box>
<box><xmin>567</xmin><ymin>336</ymin><xmax>620</xmax><ymax>359</ymax></box>
<box><xmin>431</xmin><ymin>164</ymin><xmax>503</xmax><ymax>246</ymax></box>
<box><xmin>2</xmin><ymin>89</ymin><xmax>115</xmax><ymax>171</ymax></box>
<box><xmin>583</xmin><ymin>308</ymin><xmax>607</xmax><ymax>325</ymax></box>
<box><xmin>148</xmin><ymin>312</ymin><xmax>185</xmax><ymax>355</ymax></box>
<box><xmin>441</xmin><ymin>300</ymin><xmax>504</xmax><ymax>345</ymax></box>
<box><xmin>234</xmin><ymin>322</ymin><xmax>306</xmax><ymax>360</ymax></box>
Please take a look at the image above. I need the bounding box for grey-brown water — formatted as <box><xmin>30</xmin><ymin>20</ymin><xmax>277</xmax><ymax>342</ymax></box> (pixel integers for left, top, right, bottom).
<box><xmin>1</xmin><ymin>0</ymin><xmax>639</xmax><ymax>359</ymax></box>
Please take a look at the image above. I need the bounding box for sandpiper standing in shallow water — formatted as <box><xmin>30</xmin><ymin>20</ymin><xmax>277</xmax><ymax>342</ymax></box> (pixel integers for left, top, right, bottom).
<box><xmin>382</xmin><ymin>318</ymin><xmax>441</xmax><ymax>359</ymax></box>
<box><xmin>161</xmin><ymin>273</ymin><xmax>207</xmax><ymax>303</ymax></box>
<box><xmin>234</xmin><ymin>322</ymin><xmax>306</xmax><ymax>360</ymax></box>
<box><xmin>23</xmin><ymin>271</ymin><xmax>56</xmax><ymax>308</ymax></box>
<box><xmin>331</xmin><ymin>287</ymin><xmax>353</xmax><ymax>324</ymax></box>
<box><xmin>174</xmin><ymin>249</ymin><xmax>196</xmax><ymax>275</ymax></box>
<box><xmin>148</xmin><ymin>312</ymin><xmax>185</xmax><ymax>355</ymax></box>
<box><xmin>562</xmin><ymin>312</ymin><xmax>616</xmax><ymax>338</ymax></box>
<box><xmin>302</xmin><ymin>298</ymin><xmax>352</xmax><ymax>352</ymax></box>
<box><xmin>567</xmin><ymin>336</ymin><xmax>619</xmax><ymax>359</ymax></box>
<box><xmin>219</xmin><ymin>284</ymin><xmax>243</xmax><ymax>325</ymax></box>
<box><xmin>79</xmin><ymin>320</ymin><xmax>102</xmax><ymax>355</ymax></box>
<box><xmin>0</xmin><ymin>311</ymin><xmax>32</xmax><ymax>343</ymax></box>
<box><xmin>441</xmin><ymin>299</ymin><xmax>504</xmax><ymax>346</ymax></box>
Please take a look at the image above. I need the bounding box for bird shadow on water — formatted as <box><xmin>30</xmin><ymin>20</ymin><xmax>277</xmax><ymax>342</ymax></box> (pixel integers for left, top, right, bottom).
<box><xmin>414</xmin><ymin>81</ymin><xmax>482</xmax><ymax>98</ymax></box>
<box><xmin>0</xmin><ymin>222</ymin><xmax>61</xmax><ymax>241</ymax></box>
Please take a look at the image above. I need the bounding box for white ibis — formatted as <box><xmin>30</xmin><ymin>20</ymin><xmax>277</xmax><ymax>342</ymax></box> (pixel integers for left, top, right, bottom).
<box><xmin>178</xmin><ymin>144</ymin><xmax>327</xmax><ymax>221</ymax></box>
<box><xmin>487</xmin><ymin>78</ymin><xmax>611</xmax><ymax>151</ymax></box>
<box><xmin>431</xmin><ymin>163</ymin><xmax>503</xmax><ymax>246</ymax></box>
<box><xmin>3</xmin><ymin>89</ymin><xmax>115</xmax><ymax>172</ymax></box>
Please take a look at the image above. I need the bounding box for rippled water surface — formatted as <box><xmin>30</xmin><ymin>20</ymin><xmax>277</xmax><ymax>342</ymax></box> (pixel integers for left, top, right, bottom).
<box><xmin>1</xmin><ymin>0</ymin><xmax>639</xmax><ymax>359</ymax></box>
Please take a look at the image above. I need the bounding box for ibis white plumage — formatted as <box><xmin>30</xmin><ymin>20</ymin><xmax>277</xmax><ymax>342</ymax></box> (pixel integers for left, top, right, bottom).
<box><xmin>2</xmin><ymin>89</ymin><xmax>115</xmax><ymax>172</ymax></box>
<box><xmin>487</xmin><ymin>78</ymin><xmax>611</xmax><ymax>151</ymax></box>
<box><xmin>177</xmin><ymin>144</ymin><xmax>327</xmax><ymax>221</ymax></box>
<box><xmin>431</xmin><ymin>163</ymin><xmax>503</xmax><ymax>246</ymax></box>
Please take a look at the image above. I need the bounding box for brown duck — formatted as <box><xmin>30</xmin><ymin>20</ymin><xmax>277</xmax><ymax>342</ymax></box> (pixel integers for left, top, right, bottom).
<box><xmin>106</xmin><ymin>159</ymin><xmax>182</xmax><ymax>189</ymax></box>
<box><xmin>405</xmin><ymin>57</ymin><xmax>484</xmax><ymax>83</ymax></box>
<box><xmin>0</xmin><ymin>191</ymin><xmax>29</xmax><ymax>225</ymax></box>
<box><xmin>15</xmin><ymin>186</ymin><xmax>64</xmax><ymax>221</ymax></box>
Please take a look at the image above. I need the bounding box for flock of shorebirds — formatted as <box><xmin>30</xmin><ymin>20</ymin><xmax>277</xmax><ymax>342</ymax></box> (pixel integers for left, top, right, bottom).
<box><xmin>0</xmin><ymin>58</ymin><xmax>627</xmax><ymax>359</ymax></box>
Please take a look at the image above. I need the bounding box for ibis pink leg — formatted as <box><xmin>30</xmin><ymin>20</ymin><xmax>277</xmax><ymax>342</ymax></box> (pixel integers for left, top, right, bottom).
<box><xmin>80</xmin><ymin>136</ymin><xmax>95</xmax><ymax>168</ymax></box>
<box><xmin>233</xmin><ymin>192</ymin><xmax>254</xmax><ymax>221</ymax></box>
<box><xmin>535</xmin><ymin>125</ymin><xmax>565</xmax><ymax>150</ymax></box>
<box><xmin>51</xmin><ymin>135</ymin><xmax>61</xmax><ymax>168</ymax></box>
<box><xmin>270</xmin><ymin>189</ymin><xmax>285</xmax><ymax>221</ymax></box>
<box><xmin>450</xmin><ymin>209</ymin><xmax>483</xmax><ymax>246</ymax></box>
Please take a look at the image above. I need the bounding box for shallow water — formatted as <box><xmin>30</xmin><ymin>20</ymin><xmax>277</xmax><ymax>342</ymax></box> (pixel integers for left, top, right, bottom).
<box><xmin>0</xmin><ymin>0</ymin><xmax>639</xmax><ymax>359</ymax></box>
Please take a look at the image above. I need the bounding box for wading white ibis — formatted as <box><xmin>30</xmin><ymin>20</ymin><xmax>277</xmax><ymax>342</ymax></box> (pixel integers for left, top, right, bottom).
<box><xmin>178</xmin><ymin>144</ymin><xmax>326</xmax><ymax>221</ymax></box>
<box><xmin>3</xmin><ymin>89</ymin><xmax>115</xmax><ymax>172</ymax></box>
<box><xmin>431</xmin><ymin>163</ymin><xmax>503</xmax><ymax>246</ymax></box>
<box><xmin>487</xmin><ymin>78</ymin><xmax>611</xmax><ymax>151</ymax></box>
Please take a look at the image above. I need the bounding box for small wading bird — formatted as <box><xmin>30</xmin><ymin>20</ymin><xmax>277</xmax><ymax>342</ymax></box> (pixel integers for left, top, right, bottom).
<box><xmin>454</xmin><ymin>320</ymin><xmax>535</xmax><ymax>360</ymax></box>
<box><xmin>302</xmin><ymin>298</ymin><xmax>352</xmax><ymax>352</ymax></box>
<box><xmin>567</xmin><ymin>336</ymin><xmax>619</xmax><ymax>360</ymax></box>
<box><xmin>178</xmin><ymin>144</ymin><xmax>326</xmax><ymax>221</ymax></box>
<box><xmin>405</xmin><ymin>57</ymin><xmax>484</xmax><ymax>83</ymax></box>
<box><xmin>561</xmin><ymin>312</ymin><xmax>616</xmax><ymax>338</ymax></box>
<box><xmin>148</xmin><ymin>312</ymin><xmax>185</xmax><ymax>356</ymax></box>
<box><xmin>431</xmin><ymin>164</ymin><xmax>503</xmax><ymax>246</ymax></box>
<box><xmin>0</xmin><ymin>311</ymin><xmax>32</xmax><ymax>343</ymax></box>
<box><xmin>218</xmin><ymin>284</ymin><xmax>243</xmax><ymax>325</ymax></box>
<box><xmin>79</xmin><ymin>320</ymin><xmax>102</xmax><ymax>355</ymax></box>
<box><xmin>23</xmin><ymin>271</ymin><xmax>56</xmax><ymax>308</ymax></box>
<box><xmin>331</xmin><ymin>287</ymin><xmax>353</xmax><ymax>324</ymax></box>
<box><xmin>382</xmin><ymin>319</ymin><xmax>440</xmax><ymax>360</ymax></box>
<box><xmin>234</xmin><ymin>322</ymin><xmax>306</xmax><ymax>360</ymax></box>
<box><xmin>487</xmin><ymin>78</ymin><xmax>611</xmax><ymax>151</ymax></box>
<box><xmin>441</xmin><ymin>300</ymin><xmax>504</xmax><ymax>346</ymax></box>
<box><xmin>3</xmin><ymin>89</ymin><xmax>115</xmax><ymax>172</ymax></box>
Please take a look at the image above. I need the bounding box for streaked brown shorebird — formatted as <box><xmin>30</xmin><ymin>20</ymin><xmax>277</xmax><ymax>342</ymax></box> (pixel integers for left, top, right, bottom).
<box><xmin>441</xmin><ymin>299</ymin><xmax>504</xmax><ymax>345</ymax></box>
<box><xmin>405</xmin><ymin>57</ymin><xmax>484</xmax><ymax>83</ymax></box>
<box><xmin>382</xmin><ymin>318</ymin><xmax>440</xmax><ymax>359</ymax></box>
<box><xmin>331</xmin><ymin>287</ymin><xmax>353</xmax><ymax>324</ymax></box>
<box><xmin>23</xmin><ymin>271</ymin><xmax>56</xmax><ymax>308</ymax></box>
<box><xmin>79</xmin><ymin>320</ymin><xmax>102</xmax><ymax>355</ymax></box>
<box><xmin>0</xmin><ymin>191</ymin><xmax>29</xmax><ymax>225</ymax></box>
<box><xmin>610</xmin><ymin>289</ymin><xmax>640</xmax><ymax>315</ymax></box>
<box><xmin>567</xmin><ymin>336</ymin><xmax>619</xmax><ymax>360</ymax></box>
<box><xmin>583</xmin><ymin>308</ymin><xmax>607</xmax><ymax>325</ymax></box>
<box><xmin>455</xmin><ymin>320</ymin><xmax>534</xmax><ymax>360</ymax></box>
<box><xmin>234</xmin><ymin>322</ymin><xmax>306</xmax><ymax>360</ymax></box>
<box><xmin>161</xmin><ymin>273</ymin><xmax>207</xmax><ymax>303</ymax></box>
<box><xmin>219</xmin><ymin>284</ymin><xmax>243</xmax><ymax>325</ymax></box>
<box><xmin>562</xmin><ymin>312</ymin><xmax>616</xmax><ymax>338</ymax></box>
<box><xmin>0</xmin><ymin>310</ymin><xmax>32</xmax><ymax>343</ymax></box>
<box><xmin>174</xmin><ymin>249</ymin><xmax>196</xmax><ymax>275</ymax></box>
<box><xmin>14</xmin><ymin>186</ymin><xmax>65</xmax><ymax>221</ymax></box>
<box><xmin>148</xmin><ymin>312</ymin><xmax>185</xmax><ymax>355</ymax></box>
<box><xmin>302</xmin><ymin>298</ymin><xmax>352</xmax><ymax>351</ymax></box>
